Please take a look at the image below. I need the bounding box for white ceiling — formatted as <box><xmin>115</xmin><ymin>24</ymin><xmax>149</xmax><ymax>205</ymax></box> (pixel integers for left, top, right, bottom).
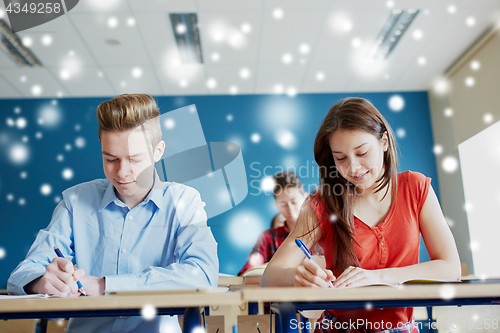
<box><xmin>0</xmin><ymin>0</ymin><xmax>499</xmax><ymax>98</ymax></box>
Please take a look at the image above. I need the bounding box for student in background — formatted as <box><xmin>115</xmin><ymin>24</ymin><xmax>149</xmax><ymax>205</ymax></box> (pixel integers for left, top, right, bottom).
<box><xmin>239</xmin><ymin>171</ymin><xmax>322</xmax><ymax>276</ymax></box>
<box><xmin>261</xmin><ymin>97</ymin><xmax>460</xmax><ymax>333</ymax></box>
<box><xmin>8</xmin><ymin>94</ymin><xmax>218</xmax><ymax>333</ymax></box>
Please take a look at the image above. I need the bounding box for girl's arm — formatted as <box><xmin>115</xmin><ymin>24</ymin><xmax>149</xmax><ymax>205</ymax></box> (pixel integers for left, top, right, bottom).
<box><xmin>333</xmin><ymin>185</ymin><xmax>462</xmax><ymax>288</ymax></box>
<box><xmin>260</xmin><ymin>204</ymin><xmax>335</xmax><ymax>288</ymax></box>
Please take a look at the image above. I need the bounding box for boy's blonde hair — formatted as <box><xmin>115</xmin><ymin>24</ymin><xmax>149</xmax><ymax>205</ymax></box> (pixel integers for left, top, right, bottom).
<box><xmin>96</xmin><ymin>94</ymin><xmax>161</xmax><ymax>148</ymax></box>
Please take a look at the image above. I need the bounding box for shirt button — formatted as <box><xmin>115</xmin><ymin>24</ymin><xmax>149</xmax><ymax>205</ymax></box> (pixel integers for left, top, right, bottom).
<box><xmin>380</xmin><ymin>242</ymin><xmax>384</xmax><ymax>246</ymax></box>
<box><xmin>128</xmin><ymin>215</ymin><xmax>133</xmax><ymax>220</ymax></box>
<box><xmin>121</xmin><ymin>248</ymin><xmax>127</xmax><ymax>254</ymax></box>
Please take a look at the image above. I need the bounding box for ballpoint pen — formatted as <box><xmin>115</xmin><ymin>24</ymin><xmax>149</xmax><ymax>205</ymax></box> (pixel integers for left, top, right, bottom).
<box><xmin>53</xmin><ymin>246</ymin><xmax>87</xmax><ymax>296</ymax></box>
<box><xmin>295</xmin><ymin>239</ymin><xmax>334</xmax><ymax>288</ymax></box>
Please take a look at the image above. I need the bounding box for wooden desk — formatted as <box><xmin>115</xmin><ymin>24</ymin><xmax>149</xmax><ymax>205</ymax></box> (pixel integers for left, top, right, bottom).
<box><xmin>241</xmin><ymin>281</ymin><xmax>500</xmax><ymax>309</ymax></box>
<box><xmin>2</xmin><ymin>282</ymin><xmax>499</xmax><ymax>333</ymax></box>
<box><xmin>0</xmin><ymin>290</ymin><xmax>243</xmax><ymax>333</ymax></box>
<box><xmin>241</xmin><ymin>281</ymin><xmax>500</xmax><ymax>332</ymax></box>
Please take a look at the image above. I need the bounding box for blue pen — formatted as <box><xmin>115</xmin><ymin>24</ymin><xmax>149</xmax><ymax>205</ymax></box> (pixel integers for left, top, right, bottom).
<box><xmin>53</xmin><ymin>246</ymin><xmax>87</xmax><ymax>296</ymax></box>
<box><xmin>295</xmin><ymin>239</ymin><xmax>334</xmax><ymax>288</ymax></box>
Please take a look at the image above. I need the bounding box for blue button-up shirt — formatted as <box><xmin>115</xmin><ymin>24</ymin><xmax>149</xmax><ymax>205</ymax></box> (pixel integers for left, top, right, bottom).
<box><xmin>8</xmin><ymin>174</ymin><xmax>219</xmax><ymax>333</ymax></box>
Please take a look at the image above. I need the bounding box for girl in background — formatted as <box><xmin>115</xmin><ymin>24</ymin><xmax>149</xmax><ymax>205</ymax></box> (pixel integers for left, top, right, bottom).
<box><xmin>261</xmin><ymin>97</ymin><xmax>460</xmax><ymax>333</ymax></box>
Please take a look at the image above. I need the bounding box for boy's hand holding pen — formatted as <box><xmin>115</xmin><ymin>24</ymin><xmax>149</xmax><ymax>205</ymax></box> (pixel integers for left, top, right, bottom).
<box><xmin>24</xmin><ymin>248</ymin><xmax>86</xmax><ymax>296</ymax></box>
<box><xmin>53</xmin><ymin>247</ymin><xmax>87</xmax><ymax>296</ymax></box>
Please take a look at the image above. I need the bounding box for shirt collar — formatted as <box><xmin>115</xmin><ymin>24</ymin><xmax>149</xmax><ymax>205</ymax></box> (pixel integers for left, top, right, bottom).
<box><xmin>146</xmin><ymin>170</ymin><xmax>166</xmax><ymax>212</ymax></box>
<box><xmin>99</xmin><ymin>170</ymin><xmax>166</xmax><ymax>212</ymax></box>
<box><xmin>99</xmin><ymin>181</ymin><xmax>118</xmax><ymax>212</ymax></box>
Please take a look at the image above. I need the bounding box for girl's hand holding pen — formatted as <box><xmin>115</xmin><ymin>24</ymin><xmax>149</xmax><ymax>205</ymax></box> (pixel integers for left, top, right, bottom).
<box><xmin>294</xmin><ymin>258</ymin><xmax>336</xmax><ymax>288</ymax></box>
<box><xmin>294</xmin><ymin>239</ymin><xmax>336</xmax><ymax>288</ymax></box>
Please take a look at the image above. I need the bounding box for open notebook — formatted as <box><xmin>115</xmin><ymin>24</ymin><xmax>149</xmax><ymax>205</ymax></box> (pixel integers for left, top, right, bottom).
<box><xmin>338</xmin><ymin>278</ymin><xmax>462</xmax><ymax>289</ymax></box>
<box><xmin>0</xmin><ymin>294</ymin><xmax>57</xmax><ymax>299</ymax></box>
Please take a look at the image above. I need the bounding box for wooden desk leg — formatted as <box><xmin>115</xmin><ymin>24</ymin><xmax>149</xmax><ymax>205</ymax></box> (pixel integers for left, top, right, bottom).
<box><xmin>184</xmin><ymin>307</ymin><xmax>202</xmax><ymax>333</ymax></box>
<box><xmin>224</xmin><ymin>304</ymin><xmax>240</xmax><ymax>333</ymax></box>
<box><xmin>426</xmin><ymin>307</ymin><xmax>437</xmax><ymax>333</ymax></box>
<box><xmin>258</xmin><ymin>301</ymin><xmax>264</xmax><ymax>315</ymax></box>
<box><xmin>40</xmin><ymin>318</ymin><xmax>48</xmax><ymax>333</ymax></box>
<box><xmin>271</xmin><ymin>303</ymin><xmax>299</xmax><ymax>333</ymax></box>
<box><xmin>248</xmin><ymin>303</ymin><xmax>259</xmax><ymax>315</ymax></box>
<box><xmin>208</xmin><ymin>303</ymin><xmax>246</xmax><ymax>333</ymax></box>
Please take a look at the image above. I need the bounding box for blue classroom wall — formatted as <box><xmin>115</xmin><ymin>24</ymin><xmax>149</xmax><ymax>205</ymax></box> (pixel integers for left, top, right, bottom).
<box><xmin>0</xmin><ymin>91</ymin><xmax>437</xmax><ymax>288</ymax></box>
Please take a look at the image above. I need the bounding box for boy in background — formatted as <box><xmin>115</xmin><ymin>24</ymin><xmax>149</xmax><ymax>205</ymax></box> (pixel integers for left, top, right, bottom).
<box><xmin>239</xmin><ymin>171</ymin><xmax>321</xmax><ymax>275</ymax></box>
<box><xmin>8</xmin><ymin>94</ymin><xmax>218</xmax><ymax>333</ymax></box>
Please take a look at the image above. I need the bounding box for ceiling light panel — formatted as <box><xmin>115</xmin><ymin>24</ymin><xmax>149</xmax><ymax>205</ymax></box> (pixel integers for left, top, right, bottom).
<box><xmin>344</xmin><ymin>9</ymin><xmax>438</xmax><ymax>91</ymax></box>
<box><xmin>0</xmin><ymin>38</ymin><xmax>18</xmax><ymax>68</ymax></box>
<box><xmin>135</xmin><ymin>13</ymin><xmax>207</xmax><ymax>95</ymax></box>
<box><xmin>0</xmin><ymin>20</ymin><xmax>42</xmax><ymax>67</ymax></box>
<box><xmin>169</xmin><ymin>13</ymin><xmax>203</xmax><ymax>64</ymax></box>
<box><xmin>381</xmin><ymin>9</ymin><xmax>441</xmax><ymax>59</ymax></box>
<box><xmin>366</xmin><ymin>9</ymin><xmax>420</xmax><ymax>62</ymax></box>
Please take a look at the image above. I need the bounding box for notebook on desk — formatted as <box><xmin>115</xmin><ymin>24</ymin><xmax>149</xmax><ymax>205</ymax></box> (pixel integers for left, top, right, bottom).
<box><xmin>242</xmin><ymin>264</ymin><xmax>267</xmax><ymax>285</ymax></box>
<box><xmin>218</xmin><ymin>273</ymin><xmax>244</xmax><ymax>286</ymax></box>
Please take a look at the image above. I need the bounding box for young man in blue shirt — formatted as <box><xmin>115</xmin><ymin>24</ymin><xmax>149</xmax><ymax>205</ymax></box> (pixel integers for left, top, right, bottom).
<box><xmin>8</xmin><ymin>94</ymin><xmax>219</xmax><ymax>332</ymax></box>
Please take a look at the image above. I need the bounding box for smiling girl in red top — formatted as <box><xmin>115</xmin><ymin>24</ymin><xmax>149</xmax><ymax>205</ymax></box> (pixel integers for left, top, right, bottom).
<box><xmin>261</xmin><ymin>97</ymin><xmax>461</xmax><ymax>333</ymax></box>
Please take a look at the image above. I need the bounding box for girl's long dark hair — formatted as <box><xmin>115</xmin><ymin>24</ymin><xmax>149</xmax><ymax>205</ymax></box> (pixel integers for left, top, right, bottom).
<box><xmin>312</xmin><ymin>97</ymin><xmax>398</xmax><ymax>274</ymax></box>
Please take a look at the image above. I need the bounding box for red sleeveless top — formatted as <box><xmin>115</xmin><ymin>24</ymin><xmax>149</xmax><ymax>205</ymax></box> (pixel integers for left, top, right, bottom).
<box><xmin>306</xmin><ymin>171</ymin><xmax>431</xmax><ymax>329</ymax></box>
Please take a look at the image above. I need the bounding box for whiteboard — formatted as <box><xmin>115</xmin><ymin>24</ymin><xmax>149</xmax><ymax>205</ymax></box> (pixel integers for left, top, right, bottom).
<box><xmin>458</xmin><ymin>120</ymin><xmax>500</xmax><ymax>278</ymax></box>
